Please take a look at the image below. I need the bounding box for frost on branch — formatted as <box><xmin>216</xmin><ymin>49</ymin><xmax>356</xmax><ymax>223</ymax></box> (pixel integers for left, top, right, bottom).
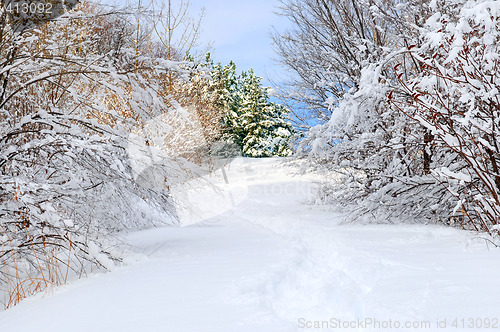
<box><xmin>393</xmin><ymin>0</ymin><xmax>500</xmax><ymax>232</ymax></box>
<box><xmin>0</xmin><ymin>2</ymin><xmax>191</xmax><ymax>307</ymax></box>
<box><xmin>303</xmin><ymin>0</ymin><xmax>500</xmax><ymax>230</ymax></box>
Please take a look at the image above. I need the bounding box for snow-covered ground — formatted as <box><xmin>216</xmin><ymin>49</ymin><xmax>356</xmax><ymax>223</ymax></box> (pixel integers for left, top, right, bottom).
<box><xmin>1</xmin><ymin>158</ymin><xmax>500</xmax><ymax>331</ymax></box>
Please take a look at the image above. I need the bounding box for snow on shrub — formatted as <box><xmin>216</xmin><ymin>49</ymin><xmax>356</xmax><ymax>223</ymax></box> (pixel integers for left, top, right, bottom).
<box><xmin>292</xmin><ymin>0</ymin><xmax>499</xmax><ymax>228</ymax></box>
<box><xmin>0</xmin><ymin>2</ymin><xmax>192</xmax><ymax>307</ymax></box>
<box><xmin>392</xmin><ymin>0</ymin><xmax>500</xmax><ymax>232</ymax></box>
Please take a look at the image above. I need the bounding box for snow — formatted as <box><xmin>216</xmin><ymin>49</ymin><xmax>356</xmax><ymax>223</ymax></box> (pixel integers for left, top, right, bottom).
<box><xmin>436</xmin><ymin>167</ymin><xmax>472</xmax><ymax>183</ymax></box>
<box><xmin>1</xmin><ymin>158</ymin><xmax>500</xmax><ymax>331</ymax></box>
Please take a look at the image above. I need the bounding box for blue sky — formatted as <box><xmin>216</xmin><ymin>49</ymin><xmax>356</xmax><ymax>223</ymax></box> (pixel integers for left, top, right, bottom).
<box><xmin>188</xmin><ymin>0</ymin><xmax>289</xmax><ymax>86</ymax></box>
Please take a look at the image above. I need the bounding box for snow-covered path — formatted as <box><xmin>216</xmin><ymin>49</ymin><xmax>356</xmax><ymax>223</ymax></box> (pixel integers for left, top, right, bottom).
<box><xmin>1</xmin><ymin>158</ymin><xmax>500</xmax><ymax>331</ymax></box>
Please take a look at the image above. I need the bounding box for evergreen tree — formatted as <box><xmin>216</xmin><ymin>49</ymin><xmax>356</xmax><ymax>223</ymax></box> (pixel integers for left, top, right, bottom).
<box><xmin>212</xmin><ymin>61</ymin><xmax>240</xmax><ymax>136</ymax></box>
<box><xmin>182</xmin><ymin>57</ymin><xmax>294</xmax><ymax>158</ymax></box>
<box><xmin>233</xmin><ymin>69</ymin><xmax>293</xmax><ymax>157</ymax></box>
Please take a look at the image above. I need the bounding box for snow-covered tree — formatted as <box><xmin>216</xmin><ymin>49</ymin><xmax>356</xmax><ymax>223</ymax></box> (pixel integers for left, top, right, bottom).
<box><xmin>234</xmin><ymin>70</ymin><xmax>293</xmax><ymax>157</ymax></box>
<box><xmin>277</xmin><ymin>0</ymin><xmax>500</xmax><ymax>231</ymax></box>
<box><xmin>0</xmin><ymin>1</ymin><xmax>197</xmax><ymax>307</ymax></box>
<box><xmin>272</xmin><ymin>0</ymin><xmax>400</xmax><ymax>128</ymax></box>
<box><xmin>178</xmin><ymin>59</ymin><xmax>294</xmax><ymax>158</ymax></box>
<box><xmin>277</xmin><ymin>0</ymin><xmax>439</xmax><ymax>221</ymax></box>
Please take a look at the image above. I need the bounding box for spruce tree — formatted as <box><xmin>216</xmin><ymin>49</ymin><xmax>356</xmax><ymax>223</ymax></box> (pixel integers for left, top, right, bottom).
<box><xmin>235</xmin><ymin>69</ymin><xmax>293</xmax><ymax>157</ymax></box>
<box><xmin>185</xmin><ymin>57</ymin><xmax>294</xmax><ymax>158</ymax></box>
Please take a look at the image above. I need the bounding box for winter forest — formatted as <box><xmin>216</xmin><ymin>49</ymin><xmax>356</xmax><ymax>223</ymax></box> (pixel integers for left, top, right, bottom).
<box><xmin>0</xmin><ymin>0</ymin><xmax>499</xmax><ymax>330</ymax></box>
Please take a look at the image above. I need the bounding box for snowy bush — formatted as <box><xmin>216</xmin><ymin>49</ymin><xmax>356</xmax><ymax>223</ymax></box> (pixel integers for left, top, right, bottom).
<box><xmin>306</xmin><ymin>63</ymin><xmax>457</xmax><ymax>223</ymax></box>
<box><xmin>391</xmin><ymin>0</ymin><xmax>500</xmax><ymax>232</ymax></box>
<box><xmin>0</xmin><ymin>2</ymin><xmax>191</xmax><ymax>307</ymax></box>
<box><xmin>278</xmin><ymin>0</ymin><xmax>500</xmax><ymax>229</ymax></box>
